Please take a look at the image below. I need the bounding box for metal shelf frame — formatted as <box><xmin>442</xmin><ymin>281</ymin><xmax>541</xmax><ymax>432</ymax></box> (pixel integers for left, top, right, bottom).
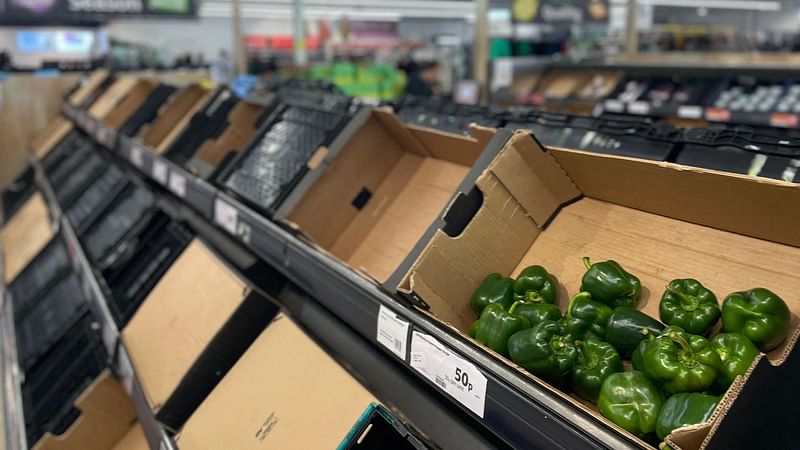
<box><xmin>61</xmin><ymin>102</ymin><xmax>644</xmax><ymax>450</ymax></box>
<box><xmin>28</xmin><ymin>153</ymin><xmax>176</xmax><ymax>450</ymax></box>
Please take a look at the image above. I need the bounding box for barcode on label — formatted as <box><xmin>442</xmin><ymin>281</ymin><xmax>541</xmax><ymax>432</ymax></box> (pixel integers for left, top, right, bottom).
<box><xmin>376</xmin><ymin>305</ymin><xmax>410</xmax><ymax>360</ymax></box>
<box><xmin>214</xmin><ymin>197</ymin><xmax>238</xmax><ymax>235</ymax></box>
<box><xmin>435</xmin><ymin>375</ymin><xmax>447</xmax><ymax>390</ymax></box>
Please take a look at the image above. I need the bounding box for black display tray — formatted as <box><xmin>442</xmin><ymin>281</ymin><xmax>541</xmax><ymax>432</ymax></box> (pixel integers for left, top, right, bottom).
<box><xmin>2</xmin><ymin>166</ymin><xmax>36</xmax><ymax>221</ymax></box>
<box><xmin>118</xmin><ymin>84</ymin><xmax>178</xmax><ymax>137</ymax></box>
<box><xmin>9</xmin><ymin>236</ymin><xmax>71</xmax><ymax>318</ymax></box>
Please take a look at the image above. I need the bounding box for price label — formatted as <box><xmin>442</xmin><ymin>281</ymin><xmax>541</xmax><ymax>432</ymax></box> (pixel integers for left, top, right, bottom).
<box><xmin>130</xmin><ymin>145</ymin><xmax>144</xmax><ymax>168</ymax></box>
<box><xmin>604</xmin><ymin>99</ymin><xmax>625</xmax><ymax>113</ymax></box>
<box><xmin>491</xmin><ymin>58</ymin><xmax>513</xmax><ymax>90</ymax></box>
<box><xmin>628</xmin><ymin>101</ymin><xmax>650</xmax><ymax>115</ymax></box>
<box><xmin>705</xmin><ymin>108</ymin><xmax>731</xmax><ymax>122</ymax></box>
<box><xmin>376</xmin><ymin>305</ymin><xmax>410</xmax><ymax>360</ymax></box>
<box><xmin>152</xmin><ymin>159</ymin><xmax>169</xmax><ymax>185</ymax></box>
<box><xmin>168</xmin><ymin>172</ymin><xmax>187</xmax><ymax>198</ymax></box>
<box><xmin>677</xmin><ymin>105</ymin><xmax>703</xmax><ymax>119</ymax></box>
<box><xmin>214</xmin><ymin>196</ymin><xmax>238</xmax><ymax>235</ymax></box>
<box><xmin>769</xmin><ymin>113</ymin><xmax>799</xmax><ymax>128</ymax></box>
<box><xmin>410</xmin><ymin>331</ymin><xmax>487</xmax><ymax>417</ymax></box>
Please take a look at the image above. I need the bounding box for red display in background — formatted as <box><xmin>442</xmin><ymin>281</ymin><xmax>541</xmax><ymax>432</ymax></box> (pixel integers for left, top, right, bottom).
<box><xmin>245</xmin><ymin>35</ymin><xmax>322</xmax><ymax>50</ymax></box>
<box><xmin>244</xmin><ymin>35</ymin><xmax>269</xmax><ymax>50</ymax></box>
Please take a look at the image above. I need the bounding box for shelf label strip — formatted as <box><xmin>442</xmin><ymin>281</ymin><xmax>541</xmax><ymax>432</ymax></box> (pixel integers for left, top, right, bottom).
<box><xmin>410</xmin><ymin>331</ymin><xmax>487</xmax><ymax>418</ymax></box>
<box><xmin>376</xmin><ymin>305</ymin><xmax>410</xmax><ymax>360</ymax></box>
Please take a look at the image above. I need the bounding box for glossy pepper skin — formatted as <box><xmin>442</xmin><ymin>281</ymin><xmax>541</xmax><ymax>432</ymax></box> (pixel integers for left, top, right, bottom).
<box><xmin>571</xmin><ymin>339</ymin><xmax>624</xmax><ymax>402</ymax></box>
<box><xmin>580</xmin><ymin>257</ymin><xmax>642</xmax><ymax>308</ymax></box>
<box><xmin>564</xmin><ymin>292</ymin><xmax>613</xmax><ymax>341</ymax></box>
<box><xmin>639</xmin><ymin>326</ymin><xmax>722</xmax><ymax>394</ymax></box>
<box><xmin>606</xmin><ymin>307</ymin><xmax>665</xmax><ymax>356</ymax></box>
<box><xmin>659</xmin><ymin>279</ymin><xmax>721</xmax><ymax>336</ymax></box>
<box><xmin>515</xmin><ymin>302</ymin><xmax>562</xmax><ymax>327</ymax></box>
<box><xmin>656</xmin><ymin>393</ymin><xmax>720</xmax><ymax>441</ymax></box>
<box><xmin>711</xmin><ymin>332</ymin><xmax>759</xmax><ymax>390</ymax></box>
<box><xmin>721</xmin><ymin>288</ymin><xmax>791</xmax><ymax>352</ymax></box>
<box><xmin>598</xmin><ymin>371</ymin><xmax>664</xmax><ymax>438</ymax></box>
<box><xmin>475</xmin><ymin>302</ymin><xmax>531</xmax><ymax>357</ymax></box>
<box><xmin>508</xmin><ymin>320</ymin><xmax>577</xmax><ymax>383</ymax></box>
<box><xmin>470</xmin><ymin>273</ymin><xmax>515</xmax><ymax>315</ymax></box>
<box><xmin>632</xmin><ymin>328</ymin><xmax>657</xmax><ymax>372</ymax></box>
<box><xmin>513</xmin><ymin>265</ymin><xmax>558</xmax><ymax>304</ymax></box>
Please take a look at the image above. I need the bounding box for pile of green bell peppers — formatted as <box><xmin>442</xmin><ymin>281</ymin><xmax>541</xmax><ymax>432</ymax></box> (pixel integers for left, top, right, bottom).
<box><xmin>466</xmin><ymin>260</ymin><xmax>792</xmax><ymax>443</ymax></box>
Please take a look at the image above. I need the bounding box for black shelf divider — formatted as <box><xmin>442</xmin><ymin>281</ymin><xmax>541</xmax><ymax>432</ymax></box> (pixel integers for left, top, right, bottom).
<box><xmin>61</xmin><ymin>102</ymin><xmax>643</xmax><ymax>450</ymax></box>
<box><xmin>29</xmin><ymin>149</ymin><xmax>176</xmax><ymax>450</ymax></box>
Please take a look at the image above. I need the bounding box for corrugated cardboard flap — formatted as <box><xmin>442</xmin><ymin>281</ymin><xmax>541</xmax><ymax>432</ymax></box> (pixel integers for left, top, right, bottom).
<box><xmin>401</xmin><ymin>132</ymin><xmax>580</xmax><ymax>329</ymax></box>
<box><xmin>32</xmin><ymin>370</ymin><xmax>136</xmax><ymax>450</ymax></box>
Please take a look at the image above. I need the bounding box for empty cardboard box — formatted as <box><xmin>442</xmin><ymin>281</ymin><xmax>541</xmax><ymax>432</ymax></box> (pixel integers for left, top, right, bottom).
<box><xmin>394</xmin><ymin>130</ymin><xmax>800</xmax><ymax>449</ymax></box>
<box><xmin>2</xmin><ymin>193</ymin><xmax>53</xmax><ymax>282</ymax></box>
<box><xmin>276</xmin><ymin>107</ymin><xmax>492</xmax><ymax>283</ymax></box>
<box><xmin>177</xmin><ymin>314</ymin><xmax>376</xmax><ymax>449</ymax></box>
<box><xmin>140</xmin><ymin>84</ymin><xmax>211</xmax><ymax>153</ymax></box>
<box><xmin>122</xmin><ymin>239</ymin><xmax>279</xmax><ymax>430</ymax></box>
<box><xmin>32</xmin><ymin>370</ymin><xmax>136</xmax><ymax>450</ymax></box>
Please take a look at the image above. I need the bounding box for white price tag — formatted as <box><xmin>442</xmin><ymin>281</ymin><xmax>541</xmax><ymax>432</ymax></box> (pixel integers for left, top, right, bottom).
<box><xmin>214</xmin><ymin>197</ymin><xmax>238</xmax><ymax>235</ymax></box>
<box><xmin>628</xmin><ymin>101</ymin><xmax>651</xmax><ymax>115</ymax></box>
<box><xmin>376</xmin><ymin>305</ymin><xmax>410</xmax><ymax>360</ymax></box>
<box><xmin>168</xmin><ymin>172</ymin><xmax>187</xmax><ymax>198</ymax></box>
<box><xmin>410</xmin><ymin>331</ymin><xmax>487</xmax><ymax>418</ymax></box>
<box><xmin>677</xmin><ymin>105</ymin><xmax>703</xmax><ymax>119</ymax></box>
<box><xmin>152</xmin><ymin>159</ymin><xmax>169</xmax><ymax>185</ymax></box>
<box><xmin>604</xmin><ymin>99</ymin><xmax>625</xmax><ymax>113</ymax></box>
<box><xmin>130</xmin><ymin>145</ymin><xmax>144</xmax><ymax>168</ymax></box>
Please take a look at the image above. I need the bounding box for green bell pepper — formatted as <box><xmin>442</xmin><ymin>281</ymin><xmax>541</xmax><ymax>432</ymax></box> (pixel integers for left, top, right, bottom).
<box><xmin>564</xmin><ymin>292</ymin><xmax>613</xmax><ymax>341</ymax></box>
<box><xmin>598</xmin><ymin>371</ymin><xmax>664</xmax><ymax>438</ymax></box>
<box><xmin>474</xmin><ymin>302</ymin><xmax>531</xmax><ymax>357</ymax></box>
<box><xmin>721</xmin><ymin>288</ymin><xmax>791</xmax><ymax>352</ymax></box>
<box><xmin>606</xmin><ymin>307</ymin><xmax>665</xmax><ymax>356</ymax></box>
<box><xmin>632</xmin><ymin>328</ymin><xmax>657</xmax><ymax>372</ymax></box>
<box><xmin>659</xmin><ymin>279</ymin><xmax>720</xmax><ymax>335</ymax></box>
<box><xmin>639</xmin><ymin>326</ymin><xmax>722</xmax><ymax>394</ymax></box>
<box><xmin>513</xmin><ymin>265</ymin><xmax>558</xmax><ymax>304</ymax></box>
<box><xmin>468</xmin><ymin>320</ymin><xmax>479</xmax><ymax>338</ymax></box>
<box><xmin>711</xmin><ymin>332</ymin><xmax>759</xmax><ymax>390</ymax></box>
<box><xmin>508</xmin><ymin>320</ymin><xmax>577</xmax><ymax>383</ymax></box>
<box><xmin>571</xmin><ymin>338</ymin><xmax>624</xmax><ymax>402</ymax></box>
<box><xmin>580</xmin><ymin>257</ymin><xmax>642</xmax><ymax>308</ymax></box>
<box><xmin>656</xmin><ymin>393</ymin><xmax>720</xmax><ymax>440</ymax></box>
<box><xmin>515</xmin><ymin>302</ymin><xmax>562</xmax><ymax>327</ymax></box>
<box><xmin>469</xmin><ymin>273</ymin><xmax>515</xmax><ymax>315</ymax></box>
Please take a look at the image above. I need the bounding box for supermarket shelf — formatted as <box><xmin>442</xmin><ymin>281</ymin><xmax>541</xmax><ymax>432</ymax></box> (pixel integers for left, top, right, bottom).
<box><xmin>29</xmin><ymin>155</ymin><xmax>176</xmax><ymax>450</ymax></box>
<box><xmin>1</xmin><ymin>247</ymin><xmax>27</xmax><ymax>450</ymax></box>
<box><xmin>62</xmin><ymin>104</ymin><xmax>642</xmax><ymax>449</ymax></box>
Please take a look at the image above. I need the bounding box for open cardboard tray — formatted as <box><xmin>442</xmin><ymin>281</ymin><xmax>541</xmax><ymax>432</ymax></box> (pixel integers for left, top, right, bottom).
<box><xmin>388</xmin><ymin>129</ymin><xmax>800</xmax><ymax>449</ymax></box>
<box><xmin>1</xmin><ymin>192</ymin><xmax>55</xmax><ymax>283</ymax></box>
<box><xmin>100</xmin><ymin>79</ymin><xmax>159</xmax><ymax>130</ymax></box>
<box><xmin>32</xmin><ymin>370</ymin><xmax>137</xmax><ymax>450</ymax></box>
<box><xmin>122</xmin><ymin>239</ymin><xmax>281</xmax><ymax>431</ymax></box>
<box><xmin>175</xmin><ymin>314</ymin><xmax>378</xmax><ymax>449</ymax></box>
<box><xmin>117</xmin><ymin>84</ymin><xmax>178</xmax><ymax>137</ymax></box>
<box><xmin>272</xmin><ymin>107</ymin><xmax>494</xmax><ymax>284</ymax></box>
<box><xmin>2</xmin><ymin>166</ymin><xmax>36</xmax><ymax>221</ymax></box>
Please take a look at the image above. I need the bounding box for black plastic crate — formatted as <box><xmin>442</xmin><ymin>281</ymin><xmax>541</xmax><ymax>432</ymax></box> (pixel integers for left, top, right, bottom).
<box><xmin>118</xmin><ymin>84</ymin><xmax>178</xmax><ymax>137</ymax></box>
<box><xmin>14</xmin><ymin>272</ymin><xmax>89</xmax><ymax>371</ymax></box>
<box><xmin>101</xmin><ymin>215</ymin><xmax>194</xmax><ymax>327</ymax></box>
<box><xmin>42</xmin><ymin>132</ymin><xmax>96</xmax><ymax>189</ymax></box>
<box><xmin>219</xmin><ymin>101</ymin><xmax>353</xmax><ymax>216</ymax></box>
<box><xmin>21</xmin><ymin>313</ymin><xmax>107</xmax><ymax>446</ymax></box>
<box><xmin>80</xmin><ymin>185</ymin><xmax>157</xmax><ymax>268</ymax></box>
<box><xmin>9</xmin><ymin>236</ymin><xmax>71</xmax><ymax>317</ymax></box>
<box><xmin>2</xmin><ymin>166</ymin><xmax>36</xmax><ymax>220</ymax></box>
<box><xmin>65</xmin><ymin>166</ymin><xmax>130</xmax><ymax>235</ymax></box>
<box><xmin>53</xmin><ymin>150</ymin><xmax>109</xmax><ymax>210</ymax></box>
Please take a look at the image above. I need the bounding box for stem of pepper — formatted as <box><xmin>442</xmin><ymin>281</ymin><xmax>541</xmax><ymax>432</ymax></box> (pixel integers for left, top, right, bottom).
<box><xmin>583</xmin><ymin>256</ymin><xmax>592</xmax><ymax>270</ymax></box>
<box><xmin>575</xmin><ymin>340</ymin><xmax>596</xmax><ymax>368</ymax></box>
<box><xmin>666</xmin><ymin>286</ymin><xmax>699</xmax><ymax>311</ymax></box>
<box><xmin>525</xmin><ymin>291</ymin><xmax>544</xmax><ymax>303</ymax></box>
<box><xmin>508</xmin><ymin>301</ymin><xmax>523</xmax><ymax>315</ymax></box>
<box><xmin>667</xmin><ymin>332</ymin><xmax>696</xmax><ymax>364</ymax></box>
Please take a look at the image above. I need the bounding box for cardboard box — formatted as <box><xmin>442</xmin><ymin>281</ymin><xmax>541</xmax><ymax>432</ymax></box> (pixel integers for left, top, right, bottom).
<box><xmin>394</xmin><ymin>131</ymin><xmax>800</xmax><ymax>449</ymax></box>
<box><xmin>32</xmin><ymin>370</ymin><xmax>137</xmax><ymax>450</ymax></box>
<box><xmin>141</xmin><ymin>84</ymin><xmax>211</xmax><ymax>153</ymax></box>
<box><xmin>110</xmin><ymin>424</ymin><xmax>149</xmax><ymax>450</ymax></box>
<box><xmin>177</xmin><ymin>314</ymin><xmax>376</xmax><ymax>449</ymax></box>
<box><xmin>123</xmin><ymin>239</ymin><xmax>279</xmax><ymax>430</ymax></box>
<box><xmin>277</xmin><ymin>108</ymin><xmax>492</xmax><ymax>283</ymax></box>
<box><xmin>188</xmin><ymin>100</ymin><xmax>266</xmax><ymax>175</ymax></box>
<box><xmin>2</xmin><ymin>193</ymin><xmax>53</xmax><ymax>282</ymax></box>
<box><xmin>87</xmin><ymin>77</ymin><xmax>140</xmax><ymax>120</ymax></box>
<box><xmin>66</xmin><ymin>69</ymin><xmax>111</xmax><ymax>107</ymax></box>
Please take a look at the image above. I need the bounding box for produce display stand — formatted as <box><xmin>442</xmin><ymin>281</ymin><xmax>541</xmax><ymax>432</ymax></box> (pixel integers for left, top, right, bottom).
<box><xmin>25</xmin><ymin>154</ymin><xmax>178</xmax><ymax>450</ymax></box>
